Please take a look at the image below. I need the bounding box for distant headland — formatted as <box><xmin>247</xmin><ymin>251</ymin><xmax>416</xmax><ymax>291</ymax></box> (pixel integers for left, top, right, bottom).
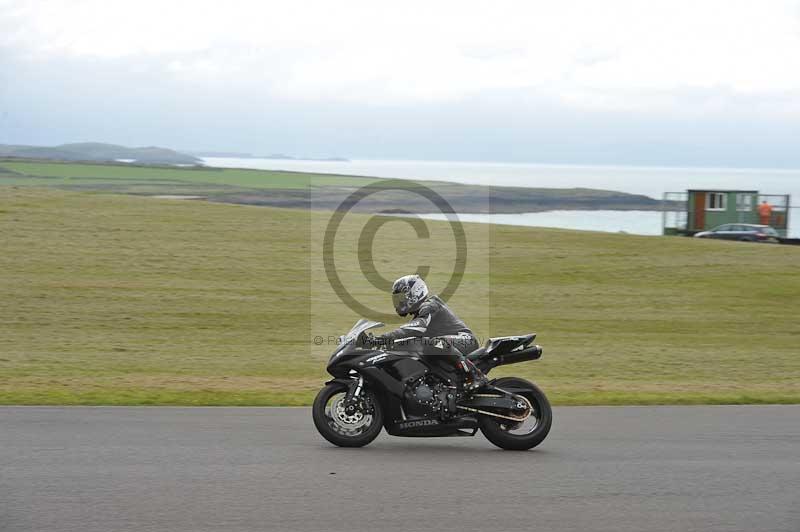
<box><xmin>0</xmin><ymin>142</ymin><xmax>350</xmax><ymax>165</ymax></box>
<box><xmin>0</xmin><ymin>142</ymin><xmax>201</xmax><ymax>165</ymax></box>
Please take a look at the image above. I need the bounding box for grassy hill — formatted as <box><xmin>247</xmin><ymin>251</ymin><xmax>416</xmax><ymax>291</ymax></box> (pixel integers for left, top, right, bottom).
<box><xmin>0</xmin><ymin>143</ymin><xmax>200</xmax><ymax>165</ymax></box>
<box><xmin>1</xmin><ymin>187</ymin><xmax>798</xmax><ymax>405</ymax></box>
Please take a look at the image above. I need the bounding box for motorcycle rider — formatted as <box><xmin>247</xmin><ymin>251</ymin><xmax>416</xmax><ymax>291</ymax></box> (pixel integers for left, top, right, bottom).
<box><xmin>368</xmin><ymin>274</ymin><xmax>488</xmax><ymax>391</ymax></box>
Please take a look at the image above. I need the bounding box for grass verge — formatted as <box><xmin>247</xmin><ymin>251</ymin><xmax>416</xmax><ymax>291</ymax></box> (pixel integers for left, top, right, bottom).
<box><xmin>1</xmin><ymin>187</ymin><xmax>798</xmax><ymax>405</ymax></box>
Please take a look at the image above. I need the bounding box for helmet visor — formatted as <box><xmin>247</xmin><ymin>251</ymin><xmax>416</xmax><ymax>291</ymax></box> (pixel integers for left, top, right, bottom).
<box><xmin>392</xmin><ymin>291</ymin><xmax>409</xmax><ymax>315</ymax></box>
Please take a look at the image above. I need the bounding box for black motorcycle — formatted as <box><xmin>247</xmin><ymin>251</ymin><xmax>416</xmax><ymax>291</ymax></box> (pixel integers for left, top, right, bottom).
<box><xmin>312</xmin><ymin>319</ymin><xmax>552</xmax><ymax>450</ymax></box>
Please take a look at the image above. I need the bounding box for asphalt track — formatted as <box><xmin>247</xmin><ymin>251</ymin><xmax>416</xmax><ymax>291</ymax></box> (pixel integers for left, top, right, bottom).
<box><xmin>1</xmin><ymin>406</ymin><xmax>798</xmax><ymax>532</ymax></box>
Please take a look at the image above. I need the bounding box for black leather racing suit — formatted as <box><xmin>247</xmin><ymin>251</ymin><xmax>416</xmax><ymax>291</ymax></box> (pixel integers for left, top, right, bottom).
<box><xmin>378</xmin><ymin>295</ymin><xmax>480</xmax><ymax>357</ymax></box>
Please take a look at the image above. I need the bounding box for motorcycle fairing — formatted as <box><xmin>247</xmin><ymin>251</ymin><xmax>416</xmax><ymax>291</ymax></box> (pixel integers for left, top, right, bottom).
<box><xmin>324</xmin><ymin>320</ymin><xmax>544</xmax><ymax>439</ymax></box>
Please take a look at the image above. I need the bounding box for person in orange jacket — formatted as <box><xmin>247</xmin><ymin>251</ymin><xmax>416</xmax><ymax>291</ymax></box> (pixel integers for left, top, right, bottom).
<box><xmin>758</xmin><ymin>200</ymin><xmax>773</xmax><ymax>225</ymax></box>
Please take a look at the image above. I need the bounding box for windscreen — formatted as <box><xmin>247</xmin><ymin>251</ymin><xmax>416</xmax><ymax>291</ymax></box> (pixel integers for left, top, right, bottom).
<box><xmin>343</xmin><ymin>319</ymin><xmax>384</xmax><ymax>345</ymax></box>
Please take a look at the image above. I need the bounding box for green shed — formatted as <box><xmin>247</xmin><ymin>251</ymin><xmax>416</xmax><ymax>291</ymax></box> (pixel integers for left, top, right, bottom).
<box><xmin>663</xmin><ymin>190</ymin><xmax>790</xmax><ymax>237</ymax></box>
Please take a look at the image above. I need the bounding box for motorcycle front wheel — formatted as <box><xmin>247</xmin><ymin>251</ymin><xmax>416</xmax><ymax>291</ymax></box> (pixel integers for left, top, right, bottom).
<box><xmin>478</xmin><ymin>377</ymin><xmax>552</xmax><ymax>451</ymax></box>
<box><xmin>312</xmin><ymin>382</ymin><xmax>383</xmax><ymax>447</ymax></box>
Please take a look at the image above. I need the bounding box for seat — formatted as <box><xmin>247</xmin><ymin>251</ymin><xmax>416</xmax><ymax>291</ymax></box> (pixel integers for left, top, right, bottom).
<box><xmin>465</xmin><ymin>346</ymin><xmax>486</xmax><ymax>361</ymax></box>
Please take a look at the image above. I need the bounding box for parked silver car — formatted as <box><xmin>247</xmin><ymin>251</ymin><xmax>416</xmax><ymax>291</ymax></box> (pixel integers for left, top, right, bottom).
<box><xmin>694</xmin><ymin>224</ymin><xmax>780</xmax><ymax>243</ymax></box>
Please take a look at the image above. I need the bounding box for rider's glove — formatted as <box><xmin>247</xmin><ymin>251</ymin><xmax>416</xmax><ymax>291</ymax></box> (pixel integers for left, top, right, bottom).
<box><xmin>364</xmin><ymin>332</ymin><xmax>387</xmax><ymax>347</ymax></box>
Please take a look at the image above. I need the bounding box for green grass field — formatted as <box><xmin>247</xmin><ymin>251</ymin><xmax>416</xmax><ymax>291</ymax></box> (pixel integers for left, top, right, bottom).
<box><xmin>0</xmin><ymin>159</ymin><xmax>377</xmax><ymax>189</ymax></box>
<box><xmin>0</xmin><ymin>159</ymin><xmax>669</xmax><ymax>214</ymax></box>
<box><xmin>1</xmin><ymin>186</ymin><xmax>799</xmax><ymax>405</ymax></box>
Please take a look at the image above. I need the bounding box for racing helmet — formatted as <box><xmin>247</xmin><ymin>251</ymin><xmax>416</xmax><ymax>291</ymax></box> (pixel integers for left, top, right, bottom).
<box><xmin>391</xmin><ymin>275</ymin><xmax>429</xmax><ymax>317</ymax></box>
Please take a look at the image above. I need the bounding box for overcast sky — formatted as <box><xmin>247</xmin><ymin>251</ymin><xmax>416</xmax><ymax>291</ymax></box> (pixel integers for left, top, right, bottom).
<box><xmin>1</xmin><ymin>0</ymin><xmax>799</xmax><ymax>166</ymax></box>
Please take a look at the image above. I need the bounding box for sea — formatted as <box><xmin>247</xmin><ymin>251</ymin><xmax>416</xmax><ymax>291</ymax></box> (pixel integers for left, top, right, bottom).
<box><xmin>202</xmin><ymin>157</ymin><xmax>800</xmax><ymax>237</ymax></box>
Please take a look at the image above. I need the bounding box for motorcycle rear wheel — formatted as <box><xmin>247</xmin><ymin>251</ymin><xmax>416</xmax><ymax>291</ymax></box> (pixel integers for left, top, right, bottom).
<box><xmin>312</xmin><ymin>382</ymin><xmax>383</xmax><ymax>447</ymax></box>
<box><xmin>478</xmin><ymin>377</ymin><xmax>552</xmax><ymax>450</ymax></box>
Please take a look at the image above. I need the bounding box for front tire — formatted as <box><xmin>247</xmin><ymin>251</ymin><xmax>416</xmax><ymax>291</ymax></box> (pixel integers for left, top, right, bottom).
<box><xmin>312</xmin><ymin>382</ymin><xmax>383</xmax><ymax>447</ymax></box>
<box><xmin>478</xmin><ymin>377</ymin><xmax>552</xmax><ymax>450</ymax></box>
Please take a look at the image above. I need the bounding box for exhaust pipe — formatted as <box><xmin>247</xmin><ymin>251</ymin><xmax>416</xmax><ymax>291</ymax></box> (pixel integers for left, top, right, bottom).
<box><xmin>492</xmin><ymin>345</ymin><xmax>543</xmax><ymax>367</ymax></box>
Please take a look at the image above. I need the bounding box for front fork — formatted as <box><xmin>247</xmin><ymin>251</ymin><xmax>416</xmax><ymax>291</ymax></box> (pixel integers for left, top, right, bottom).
<box><xmin>342</xmin><ymin>375</ymin><xmax>370</xmax><ymax>415</ymax></box>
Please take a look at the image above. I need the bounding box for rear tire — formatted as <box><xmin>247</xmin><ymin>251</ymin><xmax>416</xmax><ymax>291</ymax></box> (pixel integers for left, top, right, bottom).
<box><xmin>312</xmin><ymin>382</ymin><xmax>383</xmax><ymax>448</ymax></box>
<box><xmin>478</xmin><ymin>377</ymin><xmax>552</xmax><ymax>451</ymax></box>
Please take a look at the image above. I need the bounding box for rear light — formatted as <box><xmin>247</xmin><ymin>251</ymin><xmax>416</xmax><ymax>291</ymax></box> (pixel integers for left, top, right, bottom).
<box><xmin>756</xmin><ymin>233</ymin><xmax>767</xmax><ymax>239</ymax></box>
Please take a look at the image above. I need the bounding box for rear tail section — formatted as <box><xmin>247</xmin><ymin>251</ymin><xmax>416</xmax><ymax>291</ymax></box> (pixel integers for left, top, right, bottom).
<box><xmin>467</xmin><ymin>333</ymin><xmax>542</xmax><ymax>372</ymax></box>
